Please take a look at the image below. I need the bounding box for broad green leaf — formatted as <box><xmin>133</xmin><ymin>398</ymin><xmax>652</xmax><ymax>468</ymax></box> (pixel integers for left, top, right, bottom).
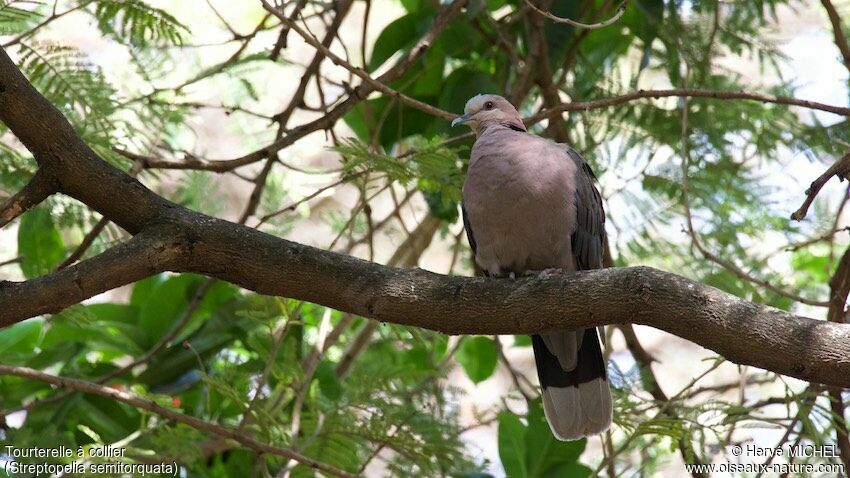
<box><xmin>0</xmin><ymin>318</ymin><xmax>42</xmax><ymax>356</ymax></box>
<box><xmin>400</xmin><ymin>0</ymin><xmax>421</xmax><ymax>12</ymax></box>
<box><xmin>456</xmin><ymin>336</ymin><xmax>497</xmax><ymax>383</ymax></box>
<box><xmin>543</xmin><ymin>463</ymin><xmax>592</xmax><ymax>478</ymax></box>
<box><xmin>632</xmin><ymin>0</ymin><xmax>664</xmax><ymax>44</ymax></box>
<box><xmin>17</xmin><ymin>206</ymin><xmax>65</xmax><ymax>278</ymax></box>
<box><xmin>315</xmin><ymin>360</ymin><xmax>343</xmax><ymax>401</ymax></box>
<box><xmin>513</xmin><ymin>335</ymin><xmax>532</xmax><ymax>347</ymax></box>
<box><xmin>74</xmin><ymin>395</ymin><xmax>138</xmax><ymax>443</ymax></box>
<box><xmin>498</xmin><ymin>411</ymin><xmax>528</xmax><ymax>478</ymax></box>
<box><xmin>130</xmin><ymin>275</ymin><xmax>163</xmax><ymax>307</ymax></box>
<box><xmin>369</xmin><ymin>13</ymin><xmax>421</xmax><ymax>72</ymax></box>
<box><xmin>525</xmin><ymin>398</ymin><xmax>587</xmax><ymax>478</ymax></box>
<box><xmin>138</xmin><ymin>274</ymin><xmax>201</xmax><ymax>344</ymax></box>
<box><xmin>543</xmin><ymin>1</ymin><xmax>579</xmax><ymax>65</ymax></box>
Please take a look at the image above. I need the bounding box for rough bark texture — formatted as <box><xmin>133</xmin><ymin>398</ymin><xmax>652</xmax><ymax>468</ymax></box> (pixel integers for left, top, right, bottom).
<box><xmin>2</xmin><ymin>45</ymin><xmax>850</xmax><ymax>389</ymax></box>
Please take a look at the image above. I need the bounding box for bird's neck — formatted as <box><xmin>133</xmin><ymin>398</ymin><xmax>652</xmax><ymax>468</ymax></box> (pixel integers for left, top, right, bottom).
<box><xmin>475</xmin><ymin>120</ymin><xmax>526</xmax><ymax>137</ymax></box>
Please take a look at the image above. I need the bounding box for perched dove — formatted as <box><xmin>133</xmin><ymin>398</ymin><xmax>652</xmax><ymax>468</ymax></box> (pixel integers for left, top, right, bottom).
<box><xmin>453</xmin><ymin>94</ymin><xmax>611</xmax><ymax>440</ymax></box>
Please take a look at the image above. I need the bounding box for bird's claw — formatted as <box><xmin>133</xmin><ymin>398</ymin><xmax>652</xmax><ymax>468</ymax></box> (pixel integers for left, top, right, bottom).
<box><xmin>523</xmin><ymin>268</ymin><xmax>564</xmax><ymax>279</ymax></box>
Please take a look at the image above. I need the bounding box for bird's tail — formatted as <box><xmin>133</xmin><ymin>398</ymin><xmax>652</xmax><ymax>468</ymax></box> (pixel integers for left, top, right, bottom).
<box><xmin>531</xmin><ymin>328</ymin><xmax>612</xmax><ymax>441</ymax></box>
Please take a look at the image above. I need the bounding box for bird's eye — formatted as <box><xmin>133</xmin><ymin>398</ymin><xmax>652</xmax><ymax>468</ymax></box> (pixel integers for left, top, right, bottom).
<box><xmin>484</xmin><ymin>101</ymin><xmax>494</xmax><ymax>110</ymax></box>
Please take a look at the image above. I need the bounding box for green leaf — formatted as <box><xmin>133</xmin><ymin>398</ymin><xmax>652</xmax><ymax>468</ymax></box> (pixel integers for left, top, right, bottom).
<box><xmin>400</xmin><ymin>0</ymin><xmax>421</xmax><ymax>13</ymax></box>
<box><xmin>74</xmin><ymin>395</ymin><xmax>139</xmax><ymax>443</ymax></box>
<box><xmin>632</xmin><ymin>0</ymin><xmax>664</xmax><ymax>44</ymax></box>
<box><xmin>0</xmin><ymin>318</ymin><xmax>42</xmax><ymax>356</ymax></box>
<box><xmin>0</xmin><ymin>1</ymin><xmax>44</xmax><ymax>35</ymax></box>
<box><xmin>543</xmin><ymin>463</ymin><xmax>592</xmax><ymax>478</ymax></box>
<box><xmin>369</xmin><ymin>13</ymin><xmax>421</xmax><ymax>72</ymax></box>
<box><xmin>137</xmin><ymin>274</ymin><xmax>201</xmax><ymax>345</ymax></box>
<box><xmin>315</xmin><ymin>360</ymin><xmax>343</xmax><ymax>401</ymax></box>
<box><xmin>130</xmin><ymin>275</ymin><xmax>163</xmax><ymax>307</ymax></box>
<box><xmin>525</xmin><ymin>398</ymin><xmax>587</xmax><ymax>478</ymax></box>
<box><xmin>498</xmin><ymin>411</ymin><xmax>528</xmax><ymax>478</ymax></box>
<box><xmin>91</xmin><ymin>0</ymin><xmax>188</xmax><ymax>47</ymax></box>
<box><xmin>513</xmin><ymin>335</ymin><xmax>532</xmax><ymax>347</ymax></box>
<box><xmin>543</xmin><ymin>2</ymin><xmax>579</xmax><ymax>65</ymax></box>
<box><xmin>17</xmin><ymin>206</ymin><xmax>65</xmax><ymax>278</ymax></box>
<box><xmin>456</xmin><ymin>336</ymin><xmax>497</xmax><ymax>383</ymax></box>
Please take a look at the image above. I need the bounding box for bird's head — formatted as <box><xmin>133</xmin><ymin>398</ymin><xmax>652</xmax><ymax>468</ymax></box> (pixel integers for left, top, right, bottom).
<box><xmin>451</xmin><ymin>94</ymin><xmax>526</xmax><ymax>135</ymax></box>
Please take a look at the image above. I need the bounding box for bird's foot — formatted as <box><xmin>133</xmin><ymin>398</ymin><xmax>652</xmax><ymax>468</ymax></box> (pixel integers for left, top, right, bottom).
<box><xmin>523</xmin><ymin>268</ymin><xmax>564</xmax><ymax>279</ymax></box>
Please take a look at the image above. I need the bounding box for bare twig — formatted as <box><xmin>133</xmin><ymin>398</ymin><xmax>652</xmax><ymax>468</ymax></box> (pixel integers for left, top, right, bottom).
<box><xmin>0</xmin><ymin>169</ymin><xmax>57</xmax><ymax>227</ymax></box>
<box><xmin>0</xmin><ymin>256</ymin><xmax>22</xmax><ymax>267</ymax></box>
<box><xmin>821</xmin><ymin>0</ymin><xmax>850</xmax><ymax>73</ymax></box>
<box><xmin>791</xmin><ymin>152</ymin><xmax>850</xmax><ymax>221</ymax></box>
<box><xmin>529</xmin><ymin>89</ymin><xmax>850</xmax><ymax>125</ymax></box>
<box><xmin>522</xmin><ymin>0</ymin><xmax>627</xmax><ymax>30</ymax></box>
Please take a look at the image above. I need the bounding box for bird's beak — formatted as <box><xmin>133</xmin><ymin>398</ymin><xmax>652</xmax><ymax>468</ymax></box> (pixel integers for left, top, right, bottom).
<box><xmin>451</xmin><ymin>114</ymin><xmax>471</xmax><ymax>127</ymax></box>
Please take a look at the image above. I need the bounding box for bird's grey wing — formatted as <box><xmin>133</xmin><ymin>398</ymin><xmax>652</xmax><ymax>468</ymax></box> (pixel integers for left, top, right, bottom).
<box><xmin>461</xmin><ymin>203</ymin><xmax>477</xmax><ymax>257</ymax></box>
<box><xmin>461</xmin><ymin>203</ymin><xmax>486</xmax><ymax>277</ymax></box>
<box><xmin>565</xmin><ymin>147</ymin><xmax>605</xmax><ymax>271</ymax></box>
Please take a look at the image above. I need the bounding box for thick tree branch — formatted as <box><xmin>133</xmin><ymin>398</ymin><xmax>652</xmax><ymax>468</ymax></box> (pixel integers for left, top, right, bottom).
<box><xmin>0</xmin><ymin>224</ymin><xmax>185</xmax><ymax>320</ymax></box>
<box><xmin>0</xmin><ymin>48</ymin><xmax>170</xmax><ymax>234</ymax></box>
<box><xmin>3</xmin><ymin>222</ymin><xmax>850</xmax><ymax>388</ymax></box>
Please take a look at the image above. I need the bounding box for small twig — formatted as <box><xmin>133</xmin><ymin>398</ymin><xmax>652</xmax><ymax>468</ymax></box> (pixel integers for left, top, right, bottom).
<box><xmin>528</xmin><ymin>89</ymin><xmax>850</xmax><ymax>125</ymax></box>
<box><xmin>522</xmin><ymin>0</ymin><xmax>627</xmax><ymax>30</ymax></box>
<box><xmin>257</xmin><ymin>171</ymin><xmax>368</xmax><ymax>226</ymax></box>
<box><xmin>0</xmin><ymin>169</ymin><xmax>57</xmax><ymax>227</ymax></box>
<box><xmin>56</xmin><ymin>217</ymin><xmax>109</xmax><ymax>269</ymax></box>
<box><xmin>791</xmin><ymin>152</ymin><xmax>850</xmax><ymax>221</ymax></box>
<box><xmin>494</xmin><ymin>335</ymin><xmax>534</xmax><ymax>403</ymax></box>
<box><xmin>269</xmin><ymin>0</ymin><xmax>309</xmax><ymax>61</ymax></box>
<box><xmin>821</xmin><ymin>0</ymin><xmax>850</xmax><ymax>73</ymax></box>
<box><xmin>0</xmin><ymin>256</ymin><xmax>22</xmax><ymax>267</ymax></box>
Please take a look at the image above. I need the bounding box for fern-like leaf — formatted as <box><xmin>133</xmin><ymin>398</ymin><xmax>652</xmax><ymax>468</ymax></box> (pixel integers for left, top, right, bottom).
<box><xmin>0</xmin><ymin>0</ymin><xmax>43</xmax><ymax>35</ymax></box>
<box><xmin>17</xmin><ymin>42</ymin><xmax>117</xmax><ymax>142</ymax></box>
<box><xmin>91</xmin><ymin>0</ymin><xmax>187</xmax><ymax>47</ymax></box>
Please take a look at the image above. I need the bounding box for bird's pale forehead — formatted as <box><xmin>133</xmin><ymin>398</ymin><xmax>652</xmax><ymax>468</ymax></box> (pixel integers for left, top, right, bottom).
<box><xmin>464</xmin><ymin>94</ymin><xmax>505</xmax><ymax>114</ymax></box>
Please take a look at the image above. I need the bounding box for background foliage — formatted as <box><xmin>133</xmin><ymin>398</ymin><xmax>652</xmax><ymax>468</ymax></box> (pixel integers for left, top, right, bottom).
<box><xmin>1</xmin><ymin>0</ymin><xmax>849</xmax><ymax>476</ymax></box>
